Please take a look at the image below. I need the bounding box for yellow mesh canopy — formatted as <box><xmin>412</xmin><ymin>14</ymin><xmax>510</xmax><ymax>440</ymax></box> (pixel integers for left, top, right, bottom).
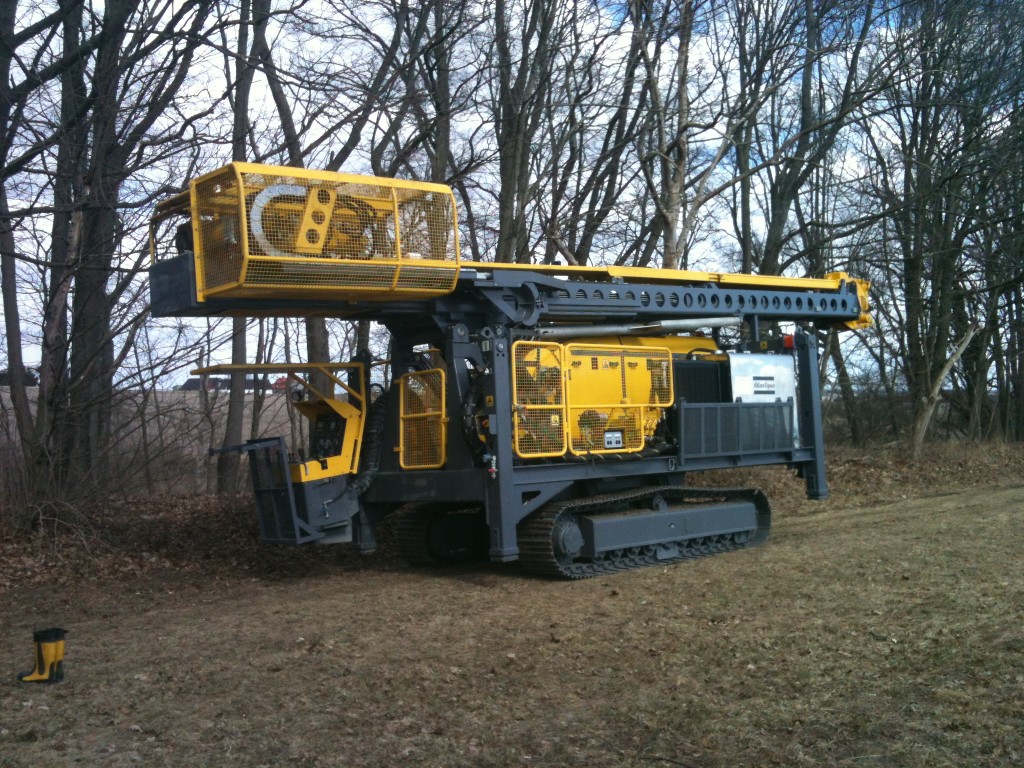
<box><xmin>183</xmin><ymin>163</ymin><xmax>459</xmax><ymax>302</ymax></box>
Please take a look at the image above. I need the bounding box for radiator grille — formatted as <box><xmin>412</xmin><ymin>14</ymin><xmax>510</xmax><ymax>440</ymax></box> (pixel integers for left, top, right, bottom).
<box><xmin>512</xmin><ymin>342</ymin><xmax>566</xmax><ymax>458</ymax></box>
<box><xmin>680</xmin><ymin>402</ymin><xmax>796</xmax><ymax>456</ymax></box>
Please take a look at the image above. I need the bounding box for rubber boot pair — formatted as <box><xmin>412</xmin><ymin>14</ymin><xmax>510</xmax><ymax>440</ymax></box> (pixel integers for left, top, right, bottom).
<box><xmin>18</xmin><ymin>627</ymin><xmax>67</xmax><ymax>684</ymax></box>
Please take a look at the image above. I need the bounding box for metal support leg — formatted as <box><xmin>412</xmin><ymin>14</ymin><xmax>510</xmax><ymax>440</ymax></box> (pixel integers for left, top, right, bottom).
<box><xmin>795</xmin><ymin>329</ymin><xmax>829</xmax><ymax>499</ymax></box>
<box><xmin>484</xmin><ymin>331</ymin><xmax>520</xmax><ymax>561</ymax></box>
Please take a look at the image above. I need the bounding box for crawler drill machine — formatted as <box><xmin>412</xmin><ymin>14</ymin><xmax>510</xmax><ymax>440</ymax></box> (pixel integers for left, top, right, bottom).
<box><xmin>149</xmin><ymin>163</ymin><xmax>871</xmax><ymax>578</ymax></box>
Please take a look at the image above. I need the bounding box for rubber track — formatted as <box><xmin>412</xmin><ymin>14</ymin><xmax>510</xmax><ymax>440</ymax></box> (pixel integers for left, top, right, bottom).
<box><xmin>517</xmin><ymin>486</ymin><xmax>771</xmax><ymax>580</ymax></box>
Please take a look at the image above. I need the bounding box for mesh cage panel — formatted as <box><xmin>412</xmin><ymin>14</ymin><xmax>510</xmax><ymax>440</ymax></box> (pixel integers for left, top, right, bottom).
<box><xmin>399</xmin><ymin>369</ymin><xmax>446</xmax><ymax>469</ymax></box>
<box><xmin>194</xmin><ymin>169</ymin><xmax>245</xmax><ymax>294</ymax></box>
<box><xmin>187</xmin><ymin>163</ymin><xmax>459</xmax><ymax>301</ymax></box>
<box><xmin>394</xmin><ymin>190</ymin><xmax>459</xmax><ymax>292</ymax></box>
<box><xmin>512</xmin><ymin>342</ymin><xmax>567</xmax><ymax>458</ymax></box>
<box><xmin>565</xmin><ymin>344</ymin><xmax>673</xmax><ymax>455</ymax></box>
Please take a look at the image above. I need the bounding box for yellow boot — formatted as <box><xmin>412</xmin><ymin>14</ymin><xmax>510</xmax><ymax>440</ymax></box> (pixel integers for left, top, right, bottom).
<box><xmin>18</xmin><ymin>628</ymin><xmax>66</xmax><ymax>684</ymax></box>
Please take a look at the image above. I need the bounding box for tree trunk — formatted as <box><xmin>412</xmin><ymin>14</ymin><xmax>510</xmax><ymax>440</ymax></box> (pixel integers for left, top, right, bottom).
<box><xmin>0</xmin><ymin>188</ymin><xmax>33</xmax><ymax>461</ymax></box>
<box><xmin>492</xmin><ymin>0</ymin><xmax>556</xmax><ymax>263</ymax></box>
<box><xmin>35</xmin><ymin>0</ymin><xmax>88</xmax><ymax>495</ymax></box>
<box><xmin>218</xmin><ymin>0</ymin><xmax>256</xmax><ymax>493</ymax></box>
<box><xmin>828</xmin><ymin>335</ymin><xmax>863</xmax><ymax>445</ymax></box>
<box><xmin>911</xmin><ymin>324</ymin><xmax>980</xmax><ymax>461</ymax></box>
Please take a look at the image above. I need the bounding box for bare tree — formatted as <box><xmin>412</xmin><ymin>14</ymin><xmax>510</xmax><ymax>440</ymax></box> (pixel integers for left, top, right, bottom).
<box><xmin>754</xmin><ymin>1</ymin><xmax>890</xmax><ymax>276</ymax></box>
<box><xmin>213</xmin><ymin>0</ymin><xmax>261</xmax><ymax>493</ymax></box>
<box><xmin>860</xmin><ymin>0</ymin><xmax>1023</xmax><ymax>449</ymax></box>
<box><xmin>484</xmin><ymin>0</ymin><xmax>559</xmax><ymax>263</ymax></box>
<box><xmin>531</xmin><ymin>3</ymin><xmax>649</xmax><ymax>267</ymax></box>
<box><xmin>1</xmin><ymin>0</ymin><xmax>221</xmax><ymax>525</ymax></box>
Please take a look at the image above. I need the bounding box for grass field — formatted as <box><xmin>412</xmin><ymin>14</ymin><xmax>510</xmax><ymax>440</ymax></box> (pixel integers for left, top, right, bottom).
<box><xmin>0</xmin><ymin>445</ymin><xmax>1022</xmax><ymax>767</ymax></box>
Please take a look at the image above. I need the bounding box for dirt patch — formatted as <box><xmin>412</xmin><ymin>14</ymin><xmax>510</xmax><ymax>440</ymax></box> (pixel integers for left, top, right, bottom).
<box><xmin>1</xmin><ymin>443</ymin><xmax>1022</xmax><ymax>767</ymax></box>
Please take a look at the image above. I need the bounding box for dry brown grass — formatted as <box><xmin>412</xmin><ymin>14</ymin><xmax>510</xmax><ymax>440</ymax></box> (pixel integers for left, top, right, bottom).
<box><xmin>0</xmin><ymin>442</ymin><xmax>1022</xmax><ymax>767</ymax></box>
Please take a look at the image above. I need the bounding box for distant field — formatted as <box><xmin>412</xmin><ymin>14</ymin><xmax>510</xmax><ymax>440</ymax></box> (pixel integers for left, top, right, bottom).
<box><xmin>0</xmin><ymin>387</ymin><xmax>300</xmax><ymax>495</ymax></box>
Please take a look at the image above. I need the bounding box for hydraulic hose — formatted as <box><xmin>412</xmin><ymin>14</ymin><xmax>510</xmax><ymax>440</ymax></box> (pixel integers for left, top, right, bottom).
<box><xmin>349</xmin><ymin>391</ymin><xmax>389</xmax><ymax>495</ymax></box>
